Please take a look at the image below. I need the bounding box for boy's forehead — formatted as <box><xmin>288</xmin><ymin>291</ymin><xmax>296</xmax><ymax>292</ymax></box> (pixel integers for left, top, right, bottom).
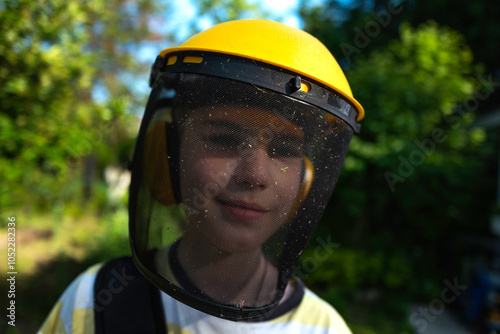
<box><xmin>188</xmin><ymin>106</ymin><xmax>304</xmax><ymax>138</ymax></box>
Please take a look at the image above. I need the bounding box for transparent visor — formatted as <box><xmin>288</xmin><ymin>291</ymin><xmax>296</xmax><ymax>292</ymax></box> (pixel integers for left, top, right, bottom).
<box><xmin>129</xmin><ymin>73</ymin><xmax>353</xmax><ymax>321</ymax></box>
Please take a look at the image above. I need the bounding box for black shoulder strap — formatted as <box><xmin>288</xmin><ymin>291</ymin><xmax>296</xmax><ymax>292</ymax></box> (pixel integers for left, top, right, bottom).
<box><xmin>93</xmin><ymin>257</ymin><xmax>166</xmax><ymax>334</ymax></box>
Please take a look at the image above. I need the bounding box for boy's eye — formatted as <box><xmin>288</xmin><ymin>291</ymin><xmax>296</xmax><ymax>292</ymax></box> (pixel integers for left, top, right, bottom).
<box><xmin>270</xmin><ymin>144</ymin><xmax>302</xmax><ymax>158</ymax></box>
<box><xmin>206</xmin><ymin>134</ymin><xmax>242</xmax><ymax>149</ymax></box>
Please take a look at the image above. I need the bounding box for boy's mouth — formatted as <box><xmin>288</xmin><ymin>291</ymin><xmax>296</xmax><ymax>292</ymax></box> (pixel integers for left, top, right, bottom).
<box><xmin>216</xmin><ymin>198</ymin><xmax>269</xmax><ymax>220</ymax></box>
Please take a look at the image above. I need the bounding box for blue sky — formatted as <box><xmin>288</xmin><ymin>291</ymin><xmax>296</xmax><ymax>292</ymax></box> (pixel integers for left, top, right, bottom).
<box><xmin>100</xmin><ymin>0</ymin><xmax>328</xmax><ymax>106</ymax></box>
<box><xmin>135</xmin><ymin>0</ymin><xmax>335</xmax><ymax>64</ymax></box>
<box><xmin>125</xmin><ymin>0</ymin><xmax>325</xmax><ymax>102</ymax></box>
<box><xmin>169</xmin><ymin>0</ymin><xmax>304</xmax><ymax>41</ymax></box>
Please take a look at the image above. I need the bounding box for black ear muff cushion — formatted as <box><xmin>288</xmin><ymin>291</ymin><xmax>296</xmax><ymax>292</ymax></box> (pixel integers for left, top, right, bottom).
<box><xmin>143</xmin><ymin>121</ymin><xmax>177</xmax><ymax>206</ymax></box>
<box><xmin>287</xmin><ymin>156</ymin><xmax>314</xmax><ymax>222</ymax></box>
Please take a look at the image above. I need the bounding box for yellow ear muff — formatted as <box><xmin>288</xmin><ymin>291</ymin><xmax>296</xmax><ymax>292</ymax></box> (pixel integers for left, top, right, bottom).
<box><xmin>143</xmin><ymin>121</ymin><xmax>177</xmax><ymax>206</ymax></box>
<box><xmin>287</xmin><ymin>156</ymin><xmax>314</xmax><ymax>221</ymax></box>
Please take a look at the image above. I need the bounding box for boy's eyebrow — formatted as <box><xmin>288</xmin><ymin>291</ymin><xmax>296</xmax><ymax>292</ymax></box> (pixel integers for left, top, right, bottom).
<box><xmin>202</xmin><ymin>119</ymin><xmax>245</xmax><ymax>132</ymax></box>
<box><xmin>202</xmin><ymin>119</ymin><xmax>305</xmax><ymax>142</ymax></box>
<box><xmin>273</xmin><ymin>132</ymin><xmax>305</xmax><ymax>144</ymax></box>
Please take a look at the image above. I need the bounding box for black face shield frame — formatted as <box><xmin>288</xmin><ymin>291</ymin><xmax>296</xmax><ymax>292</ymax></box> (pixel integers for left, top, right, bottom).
<box><xmin>149</xmin><ymin>51</ymin><xmax>361</xmax><ymax>134</ymax></box>
<box><xmin>128</xmin><ymin>53</ymin><xmax>357</xmax><ymax>321</ymax></box>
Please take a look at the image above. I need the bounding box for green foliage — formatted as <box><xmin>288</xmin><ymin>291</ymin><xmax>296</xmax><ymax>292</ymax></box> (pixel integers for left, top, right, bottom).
<box><xmin>88</xmin><ymin>207</ymin><xmax>131</xmax><ymax>262</ymax></box>
<box><xmin>185</xmin><ymin>0</ymin><xmax>271</xmax><ymax>37</ymax></box>
<box><xmin>300</xmin><ymin>235</ymin><xmax>416</xmax><ymax>332</ymax></box>
<box><xmin>0</xmin><ymin>0</ymin><xmax>161</xmax><ymax>212</ymax></box>
<box><xmin>299</xmin><ymin>18</ymin><xmax>497</xmax><ymax>331</ymax></box>
<box><xmin>1</xmin><ymin>0</ymin><xmax>91</xmax><ymax>208</ymax></box>
<box><xmin>352</xmin><ymin>22</ymin><xmax>474</xmax><ymax>137</ymax></box>
<box><xmin>337</xmin><ymin>21</ymin><xmax>495</xmax><ymax>252</ymax></box>
<box><xmin>301</xmin><ymin>246</ymin><xmax>413</xmax><ymax>292</ymax></box>
<box><xmin>401</xmin><ymin>0</ymin><xmax>500</xmax><ymax>79</ymax></box>
<box><xmin>299</xmin><ymin>0</ymin><xmax>402</xmax><ymax>67</ymax></box>
<box><xmin>198</xmin><ymin>0</ymin><xmax>264</xmax><ymax>23</ymax></box>
<box><xmin>0</xmin><ymin>209</ymin><xmax>131</xmax><ymax>328</ymax></box>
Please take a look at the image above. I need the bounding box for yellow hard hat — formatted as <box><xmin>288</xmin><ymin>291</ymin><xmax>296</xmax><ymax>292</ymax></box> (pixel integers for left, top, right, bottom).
<box><xmin>156</xmin><ymin>19</ymin><xmax>364</xmax><ymax>123</ymax></box>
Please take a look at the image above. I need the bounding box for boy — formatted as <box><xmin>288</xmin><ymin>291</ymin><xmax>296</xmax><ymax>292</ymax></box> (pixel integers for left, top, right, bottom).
<box><xmin>39</xmin><ymin>19</ymin><xmax>364</xmax><ymax>333</ymax></box>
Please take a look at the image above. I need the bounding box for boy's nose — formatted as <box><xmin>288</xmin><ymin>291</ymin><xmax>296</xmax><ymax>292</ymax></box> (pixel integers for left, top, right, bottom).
<box><xmin>233</xmin><ymin>146</ymin><xmax>272</xmax><ymax>190</ymax></box>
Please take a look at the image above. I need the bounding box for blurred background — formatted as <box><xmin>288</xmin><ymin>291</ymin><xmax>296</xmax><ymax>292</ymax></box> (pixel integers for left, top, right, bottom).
<box><xmin>1</xmin><ymin>0</ymin><xmax>500</xmax><ymax>333</ymax></box>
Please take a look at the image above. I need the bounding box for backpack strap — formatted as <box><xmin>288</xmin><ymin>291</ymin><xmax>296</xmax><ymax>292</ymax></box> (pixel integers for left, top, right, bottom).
<box><xmin>93</xmin><ymin>257</ymin><xmax>166</xmax><ymax>334</ymax></box>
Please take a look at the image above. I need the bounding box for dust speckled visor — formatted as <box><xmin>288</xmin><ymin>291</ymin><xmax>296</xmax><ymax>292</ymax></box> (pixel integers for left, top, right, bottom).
<box><xmin>129</xmin><ymin>71</ymin><xmax>353</xmax><ymax>321</ymax></box>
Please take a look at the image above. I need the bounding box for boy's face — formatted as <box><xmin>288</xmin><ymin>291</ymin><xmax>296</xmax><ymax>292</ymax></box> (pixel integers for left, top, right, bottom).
<box><xmin>179</xmin><ymin>106</ymin><xmax>305</xmax><ymax>254</ymax></box>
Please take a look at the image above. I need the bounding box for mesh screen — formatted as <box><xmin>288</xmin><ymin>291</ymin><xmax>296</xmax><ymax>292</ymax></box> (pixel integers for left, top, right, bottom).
<box><xmin>129</xmin><ymin>73</ymin><xmax>353</xmax><ymax>319</ymax></box>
